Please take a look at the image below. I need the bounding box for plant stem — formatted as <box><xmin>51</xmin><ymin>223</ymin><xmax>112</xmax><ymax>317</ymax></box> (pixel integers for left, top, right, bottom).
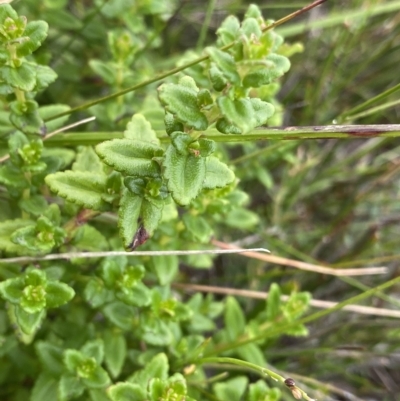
<box><xmin>43</xmin><ymin>0</ymin><xmax>327</xmax><ymax>122</ymax></box>
<box><xmin>205</xmin><ymin>274</ymin><xmax>400</xmax><ymax>356</ymax></box>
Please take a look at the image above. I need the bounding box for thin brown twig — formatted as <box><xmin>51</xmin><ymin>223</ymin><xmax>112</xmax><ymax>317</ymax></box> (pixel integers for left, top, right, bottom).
<box><xmin>211</xmin><ymin>239</ymin><xmax>387</xmax><ymax>276</ymax></box>
<box><xmin>173</xmin><ymin>282</ymin><xmax>400</xmax><ymax>318</ymax></box>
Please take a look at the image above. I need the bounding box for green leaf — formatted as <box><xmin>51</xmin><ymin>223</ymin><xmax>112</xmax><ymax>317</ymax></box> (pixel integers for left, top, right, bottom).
<box><xmin>17</xmin><ymin>20</ymin><xmax>48</xmax><ymax>57</ymax></box>
<box><xmin>118</xmin><ymin>189</ymin><xmax>143</xmax><ymax>249</ymax></box>
<box><xmin>34</xmin><ymin>64</ymin><xmax>57</xmax><ymax>91</ymax></box>
<box><xmin>89</xmin><ymin>59</ymin><xmax>116</xmax><ymax>84</ymax></box>
<box><xmin>266</xmin><ymin>283</ymin><xmax>281</xmax><ymax>320</ymax></box>
<box><xmin>45</xmin><ymin>281</ymin><xmax>75</xmax><ymax>308</ymax></box>
<box><xmin>0</xmin><ymin>276</ymin><xmax>24</xmax><ymax>303</ymax></box>
<box><xmin>82</xmin><ymin>339</ymin><xmax>105</xmax><ymax>365</ymax></box>
<box><xmin>9</xmin><ymin>304</ymin><xmax>46</xmax><ymax>337</ymax></box>
<box><xmin>217</xmin><ymin>96</ymin><xmax>255</xmax><ymax>134</ymax></box>
<box><xmin>9</xmin><ymin>99</ymin><xmax>44</xmax><ymax>134</ymax></box>
<box><xmin>203</xmin><ymin>156</ymin><xmax>235</xmax><ymax>189</ymax></box>
<box><xmin>209</xmin><ymin>64</ymin><xmax>228</xmax><ymax>91</ymax></box>
<box><xmin>31</xmin><ymin>372</ymin><xmax>59</xmax><ymax>401</ymax></box>
<box><xmin>150</xmin><ymin>255</ymin><xmax>178</xmax><ymax>286</ymax></box>
<box><xmin>250</xmin><ymin>98</ymin><xmax>275</xmax><ymax>126</ymax></box>
<box><xmin>183</xmin><ymin>214</ymin><xmax>213</xmax><ymax>243</ymax></box>
<box><xmin>216</xmin><ymin>15</ymin><xmax>240</xmax><ymax>45</ymax></box>
<box><xmin>224</xmin><ymin>208</ymin><xmax>259</xmax><ymax>229</ymax></box>
<box><xmin>158</xmin><ymin>76</ymin><xmax>208</xmax><ymax>131</ymax></box>
<box><xmin>103</xmin><ymin>330</ymin><xmax>127</xmax><ymax>378</ymax></box>
<box><xmin>58</xmin><ymin>374</ymin><xmax>85</xmax><ymax>401</ymax></box>
<box><xmin>248</xmin><ymin>380</ymin><xmax>281</xmax><ymax>401</ymax></box>
<box><xmin>35</xmin><ymin>341</ymin><xmax>64</xmax><ymax>375</ymax></box>
<box><xmin>242</xmin><ymin>55</ymin><xmax>290</xmax><ymax>88</ymax></box>
<box><xmin>237</xmin><ymin>343</ymin><xmax>266</xmax><ymax>366</ymax></box>
<box><xmin>0</xmin><ymin>62</ymin><xmax>36</xmax><ymax>91</ymax></box>
<box><xmin>84</xmin><ymin>278</ymin><xmax>113</xmax><ymax>308</ymax></box>
<box><xmin>164</xmin><ymin>145</ymin><xmax>206</xmax><ymax>206</ymax></box>
<box><xmin>45</xmin><ymin>171</ymin><xmax>109</xmax><ymax>211</ymax></box>
<box><xmin>213</xmin><ymin>376</ymin><xmax>248</xmax><ymax>401</ymax></box>
<box><xmin>96</xmin><ymin>139</ymin><xmax>163</xmax><ymax>177</ymax></box>
<box><xmin>18</xmin><ymin>195</ymin><xmax>48</xmax><ymax>216</ymax></box>
<box><xmin>206</xmin><ymin>47</ymin><xmax>240</xmax><ymax>85</ymax></box>
<box><xmin>224</xmin><ymin>296</ymin><xmax>246</xmax><ymax>341</ymax></box>
<box><xmin>124</xmin><ymin>113</ymin><xmax>160</xmax><ymax>145</ymax></box>
<box><xmin>102</xmin><ymin>302</ymin><xmax>134</xmax><ymax>331</ymax></box>
<box><xmin>128</xmin><ymin>353</ymin><xmax>169</xmax><ymax>386</ymax></box>
<box><xmin>90</xmin><ymin>389</ymin><xmax>112</xmax><ymax>401</ymax></box>
<box><xmin>118</xmin><ymin>189</ymin><xmax>163</xmax><ymax>249</ymax></box>
<box><xmin>108</xmin><ymin>383</ymin><xmax>146</xmax><ymax>401</ymax></box>
<box><xmin>72</xmin><ymin>146</ymin><xmax>104</xmax><ymax>173</ymax></box>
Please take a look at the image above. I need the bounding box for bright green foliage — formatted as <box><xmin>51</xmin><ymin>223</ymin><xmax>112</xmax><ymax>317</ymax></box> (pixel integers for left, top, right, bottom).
<box><xmin>0</xmin><ymin>3</ymin><xmax>319</xmax><ymax>401</ymax></box>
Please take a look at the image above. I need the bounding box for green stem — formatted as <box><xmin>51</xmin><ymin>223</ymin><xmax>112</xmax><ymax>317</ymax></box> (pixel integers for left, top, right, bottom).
<box><xmin>196</xmin><ymin>0</ymin><xmax>217</xmax><ymax>50</ymax></box>
<box><xmin>206</xmin><ymin>275</ymin><xmax>400</xmax><ymax>356</ymax></box>
<box><xmin>197</xmin><ymin>357</ymin><xmax>284</xmax><ymax>382</ymax></box>
<box><xmin>196</xmin><ymin>357</ymin><xmax>316</xmax><ymax>401</ymax></box>
<box><xmin>37</xmin><ymin>124</ymin><xmax>400</xmax><ymax>147</ymax></box>
<box><xmin>43</xmin><ymin>0</ymin><xmax>327</xmax><ymax>122</ymax></box>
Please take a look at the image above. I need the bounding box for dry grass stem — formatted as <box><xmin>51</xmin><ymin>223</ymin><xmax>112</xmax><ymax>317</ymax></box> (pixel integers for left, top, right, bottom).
<box><xmin>211</xmin><ymin>239</ymin><xmax>387</xmax><ymax>276</ymax></box>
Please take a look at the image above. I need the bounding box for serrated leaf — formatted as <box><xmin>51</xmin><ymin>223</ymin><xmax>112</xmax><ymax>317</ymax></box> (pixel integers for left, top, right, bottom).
<box><xmin>216</xmin><ymin>15</ymin><xmax>240</xmax><ymax>45</ymax></box>
<box><xmin>31</xmin><ymin>372</ymin><xmax>58</xmax><ymax>401</ymax></box>
<box><xmin>217</xmin><ymin>96</ymin><xmax>255</xmax><ymax>134</ymax></box>
<box><xmin>118</xmin><ymin>189</ymin><xmax>163</xmax><ymax>249</ymax></box>
<box><xmin>164</xmin><ymin>145</ymin><xmax>206</xmax><ymax>206</ymax></box>
<box><xmin>224</xmin><ymin>296</ymin><xmax>246</xmax><ymax>341</ymax></box>
<box><xmin>0</xmin><ymin>62</ymin><xmax>36</xmax><ymax>91</ymax></box>
<box><xmin>46</xmin><ymin>171</ymin><xmax>109</xmax><ymax>211</ymax></box>
<box><xmin>118</xmin><ymin>189</ymin><xmax>142</xmax><ymax>249</ymax></box>
<box><xmin>45</xmin><ymin>281</ymin><xmax>75</xmax><ymax>309</ymax></box>
<box><xmin>108</xmin><ymin>383</ymin><xmax>146</xmax><ymax>401</ymax></box>
<box><xmin>0</xmin><ymin>218</ymin><xmax>36</xmax><ymax>255</ymax></box>
<box><xmin>34</xmin><ymin>64</ymin><xmax>57</xmax><ymax>91</ymax></box>
<box><xmin>203</xmin><ymin>156</ymin><xmax>235</xmax><ymax>189</ymax></box>
<box><xmin>158</xmin><ymin>76</ymin><xmax>208</xmax><ymax>131</ymax></box>
<box><xmin>17</xmin><ymin>20</ymin><xmax>48</xmax><ymax>57</ymax></box>
<box><xmin>9</xmin><ymin>99</ymin><xmax>44</xmax><ymax>134</ymax></box>
<box><xmin>224</xmin><ymin>208</ymin><xmax>259</xmax><ymax>229</ymax></box>
<box><xmin>10</xmin><ymin>304</ymin><xmax>46</xmax><ymax>337</ymax></box>
<box><xmin>124</xmin><ymin>113</ymin><xmax>160</xmax><ymax>145</ymax></box>
<box><xmin>209</xmin><ymin>63</ymin><xmax>228</xmax><ymax>91</ymax></box>
<box><xmin>96</xmin><ymin>139</ymin><xmax>162</xmax><ymax>177</ymax></box>
<box><xmin>249</xmin><ymin>98</ymin><xmax>275</xmax><ymax>126</ymax></box>
<box><xmin>104</xmin><ymin>330</ymin><xmax>127</xmax><ymax>378</ymax></box>
<box><xmin>0</xmin><ymin>276</ymin><xmax>24</xmax><ymax>303</ymax></box>
<box><xmin>243</xmin><ymin>55</ymin><xmax>290</xmax><ymax>88</ymax></box>
<box><xmin>206</xmin><ymin>47</ymin><xmax>240</xmax><ymax>85</ymax></box>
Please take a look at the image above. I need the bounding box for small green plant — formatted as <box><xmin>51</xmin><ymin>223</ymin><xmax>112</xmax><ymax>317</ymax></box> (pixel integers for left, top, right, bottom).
<box><xmin>2</xmin><ymin>1</ymin><xmax>399</xmax><ymax>400</ymax></box>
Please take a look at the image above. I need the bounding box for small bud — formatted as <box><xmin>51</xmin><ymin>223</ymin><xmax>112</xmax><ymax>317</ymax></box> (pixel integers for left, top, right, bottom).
<box><xmin>284</xmin><ymin>378</ymin><xmax>296</xmax><ymax>388</ymax></box>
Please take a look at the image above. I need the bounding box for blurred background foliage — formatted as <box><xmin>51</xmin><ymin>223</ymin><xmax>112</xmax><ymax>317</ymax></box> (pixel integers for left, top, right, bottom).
<box><xmin>2</xmin><ymin>0</ymin><xmax>400</xmax><ymax>400</ymax></box>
